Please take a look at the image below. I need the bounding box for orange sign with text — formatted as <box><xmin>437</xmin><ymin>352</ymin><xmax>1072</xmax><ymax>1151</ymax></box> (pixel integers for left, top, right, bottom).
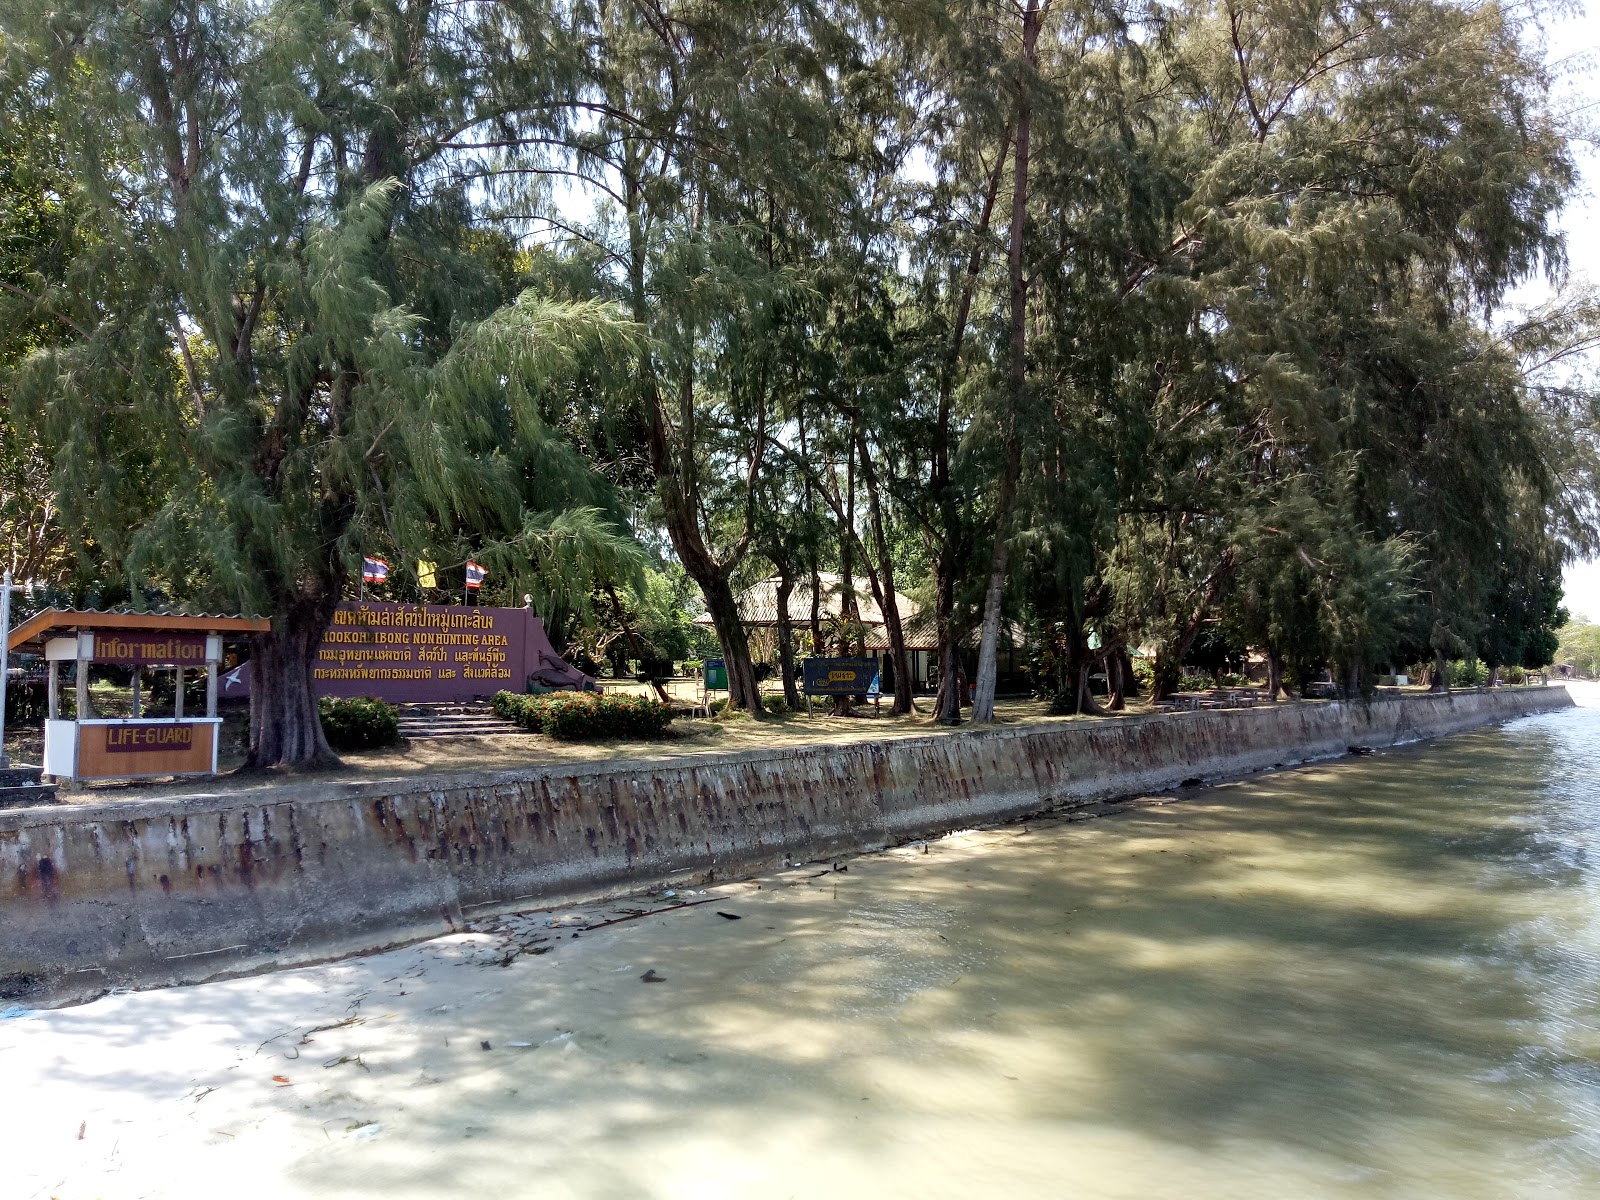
<box><xmin>76</xmin><ymin>721</ymin><xmax>216</xmax><ymax>779</ymax></box>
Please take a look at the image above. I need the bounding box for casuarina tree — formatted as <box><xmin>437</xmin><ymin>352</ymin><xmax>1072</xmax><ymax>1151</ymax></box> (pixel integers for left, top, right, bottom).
<box><xmin>1</xmin><ymin>1</ymin><xmax>634</xmax><ymax>767</ymax></box>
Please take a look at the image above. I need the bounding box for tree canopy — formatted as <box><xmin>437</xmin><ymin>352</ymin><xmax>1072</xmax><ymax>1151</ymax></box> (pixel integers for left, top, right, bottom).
<box><xmin>2</xmin><ymin>0</ymin><xmax>1595</xmax><ymax>765</ymax></box>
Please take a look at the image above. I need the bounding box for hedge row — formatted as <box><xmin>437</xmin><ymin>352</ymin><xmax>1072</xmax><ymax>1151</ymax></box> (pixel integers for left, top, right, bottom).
<box><xmin>319</xmin><ymin>695</ymin><xmax>401</xmax><ymax>750</ymax></box>
<box><xmin>493</xmin><ymin>690</ymin><xmax>675</xmax><ymax>740</ymax></box>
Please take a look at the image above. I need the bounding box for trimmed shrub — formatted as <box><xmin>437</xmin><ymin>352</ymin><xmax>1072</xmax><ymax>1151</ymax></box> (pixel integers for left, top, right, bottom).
<box><xmin>492</xmin><ymin>690</ymin><xmax>530</xmax><ymax>723</ymax></box>
<box><xmin>491</xmin><ymin>690</ymin><xmax>675</xmax><ymax>740</ymax></box>
<box><xmin>1177</xmin><ymin>674</ymin><xmax>1215</xmax><ymax>693</ymax></box>
<box><xmin>762</xmin><ymin>695</ymin><xmax>790</xmax><ymax>715</ymax></box>
<box><xmin>319</xmin><ymin>695</ymin><xmax>400</xmax><ymax>750</ymax></box>
<box><xmin>1046</xmin><ymin>691</ymin><xmax>1077</xmax><ymax>716</ymax></box>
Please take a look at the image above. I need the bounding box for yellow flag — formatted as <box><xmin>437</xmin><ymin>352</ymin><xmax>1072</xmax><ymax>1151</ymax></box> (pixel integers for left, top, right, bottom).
<box><xmin>417</xmin><ymin>560</ymin><xmax>437</xmax><ymax>589</ymax></box>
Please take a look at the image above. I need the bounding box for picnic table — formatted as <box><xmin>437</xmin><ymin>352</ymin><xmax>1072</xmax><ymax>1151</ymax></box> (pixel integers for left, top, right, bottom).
<box><xmin>1157</xmin><ymin>687</ymin><xmax>1263</xmax><ymax>713</ymax></box>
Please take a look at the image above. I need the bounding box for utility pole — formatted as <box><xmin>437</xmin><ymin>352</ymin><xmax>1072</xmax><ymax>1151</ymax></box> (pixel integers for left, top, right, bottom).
<box><xmin>0</xmin><ymin>571</ymin><xmax>13</xmax><ymax>768</ymax></box>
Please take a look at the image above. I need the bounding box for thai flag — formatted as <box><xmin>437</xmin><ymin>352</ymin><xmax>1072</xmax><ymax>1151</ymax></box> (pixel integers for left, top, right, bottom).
<box><xmin>465</xmin><ymin>560</ymin><xmax>488</xmax><ymax>589</ymax></box>
<box><xmin>362</xmin><ymin>556</ymin><xmax>390</xmax><ymax>583</ymax></box>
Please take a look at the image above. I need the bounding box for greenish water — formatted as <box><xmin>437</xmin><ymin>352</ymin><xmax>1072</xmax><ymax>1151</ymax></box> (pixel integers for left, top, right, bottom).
<box><xmin>8</xmin><ymin>706</ymin><xmax>1600</xmax><ymax>1198</ymax></box>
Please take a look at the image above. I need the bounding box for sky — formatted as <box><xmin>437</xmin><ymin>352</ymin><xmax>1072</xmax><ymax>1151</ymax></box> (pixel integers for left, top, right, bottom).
<box><xmin>1529</xmin><ymin>6</ymin><xmax>1600</xmax><ymax>617</ymax></box>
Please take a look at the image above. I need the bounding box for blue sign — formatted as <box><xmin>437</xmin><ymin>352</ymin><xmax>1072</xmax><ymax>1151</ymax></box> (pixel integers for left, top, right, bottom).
<box><xmin>802</xmin><ymin>657</ymin><xmax>879</xmax><ymax>696</ymax></box>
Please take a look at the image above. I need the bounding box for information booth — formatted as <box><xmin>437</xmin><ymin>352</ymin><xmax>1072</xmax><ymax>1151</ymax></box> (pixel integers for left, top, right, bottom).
<box><xmin>6</xmin><ymin>610</ymin><xmax>271</xmax><ymax>781</ymax></box>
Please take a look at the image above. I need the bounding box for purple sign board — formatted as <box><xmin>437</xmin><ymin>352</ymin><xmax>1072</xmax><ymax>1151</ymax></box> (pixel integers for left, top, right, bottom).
<box><xmin>220</xmin><ymin>601</ymin><xmax>596</xmax><ymax>704</ymax></box>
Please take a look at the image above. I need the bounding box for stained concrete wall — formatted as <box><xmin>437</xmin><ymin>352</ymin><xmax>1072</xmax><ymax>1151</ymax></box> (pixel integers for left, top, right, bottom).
<box><xmin>0</xmin><ymin>687</ymin><xmax>1571</xmax><ymax>1006</ymax></box>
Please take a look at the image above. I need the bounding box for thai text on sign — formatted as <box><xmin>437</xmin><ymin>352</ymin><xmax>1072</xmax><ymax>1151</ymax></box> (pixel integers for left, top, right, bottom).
<box><xmin>311</xmin><ymin>601</ymin><xmax>522</xmax><ymax>703</ymax></box>
<box><xmin>93</xmin><ymin>633</ymin><xmax>209</xmax><ymax>664</ymax></box>
<box><xmin>220</xmin><ymin>600</ymin><xmax>594</xmax><ymax>705</ymax></box>
<box><xmin>801</xmin><ymin>657</ymin><xmax>880</xmax><ymax>696</ymax></box>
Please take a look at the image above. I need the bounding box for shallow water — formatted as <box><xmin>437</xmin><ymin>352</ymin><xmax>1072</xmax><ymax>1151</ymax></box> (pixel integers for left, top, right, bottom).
<box><xmin>6</xmin><ymin>705</ymin><xmax>1600</xmax><ymax>1198</ymax></box>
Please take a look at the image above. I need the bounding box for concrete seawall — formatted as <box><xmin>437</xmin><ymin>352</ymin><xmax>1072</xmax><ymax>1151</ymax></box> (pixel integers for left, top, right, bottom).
<box><xmin>0</xmin><ymin>687</ymin><xmax>1571</xmax><ymax>1007</ymax></box>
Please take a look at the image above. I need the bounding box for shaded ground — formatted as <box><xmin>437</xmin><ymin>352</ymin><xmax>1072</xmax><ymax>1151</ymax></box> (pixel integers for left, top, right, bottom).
<box><xmin>23</xmin><ymin>695</ymin><xmax>1151</xmax><ymax>805</ymax></box>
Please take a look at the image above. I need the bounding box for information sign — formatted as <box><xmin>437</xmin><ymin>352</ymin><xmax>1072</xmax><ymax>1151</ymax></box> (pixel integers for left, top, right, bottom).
<box><xmin>221</xmin><ymin>601</ymin><xmax>595</xmax><ymax>704</ymax></box>
<box><xmin>705</xmin><ymin>659</ymin><xmax>728</xmax><ymax>690</ymax></box>
<box><xmin>93</xmin><ymin>632</ymin><xmax>209</xmax><ymax>665</ymax></box>
<box><xmin>801</xmin><ymin>657</ymin><xmax>879</xmax><ymax>696</ymax></box>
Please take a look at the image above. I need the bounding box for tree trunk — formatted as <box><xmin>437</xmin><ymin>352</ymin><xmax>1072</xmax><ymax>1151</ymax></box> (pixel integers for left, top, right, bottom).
<box><xmin>932</xmin><ymin>557</ymin><xmax>963</xmax><ymax>724</ymax></box>
<box><xmin>972</xmin><ymin>0</ymin><xmax>1041</xmax><ymax>724</ymax></box>
<box><xmin>1151</xmin><ymin>550</ymin><xmax>1237</xmax><ymax>701</ymax></box>
<box><xmin>693</xmin><ymin>565</ymin><xmax>761</xmax><ymax>711</ymax></box>
<box><xmin>775</xmin><ymin>570</ymin><xmax>802</xmax><ymax>710</ymax></box>
<box><xmin>856</xmin><ymin>432</ymin><xmax>913</xmax><ymax>714</ymax></box>
<box><xmin>1066</xmin><ymin>627</ymin><xmax>1105</xmax><ymax>715</ymax></box>
<box><xmin>1152</xmin><ymin>651</ymin><xmax>1183</xmax><ymax>703</ymax></box>
<box><xmin>247</xmin><ymin>591</ymin><xmax>341</xmax><ymax>770</ymax></box>
<box><xmin>926</xmin><ymin>124</ymin><xmax>1011</xmax><ymax>730</ymax></box>
<box><xmin>605</xmin><ymin>584</ymin><xmax>671</xmax><ymax>705</ymax></box>
<box><xmin>832</xmin><ymin>435</ymin><xmax>861</xmax><ymax>715</ymax></box>
<box><xmin>1267</xmin><ymin>647</ymin><xmax>1285</xmax><ymax>701</ymax></box>
<box><xmin>1431</xmin><ymin>649</ymin><xmax>1449</xmax><ymax>692</ymax></box>
<box><xmin>627</xmin><ymin>175</ymin><xmax>762</xmax><ymax>716</ymax></box>
<box><xmin>1106</xmin><ymin>651</ymin><xmax>1126</xmax><ymax>711</ymax></box>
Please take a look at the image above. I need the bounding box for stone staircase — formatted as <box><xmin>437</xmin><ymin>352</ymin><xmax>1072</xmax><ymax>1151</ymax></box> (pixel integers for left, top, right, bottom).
<box><xmin>0</xmin><ymin>765</ymin><xmax>58</xmax><ymax>809</ymax></box>
<box><xmin>395</xmin><ymin>702</ymin><xmax>529</xmax><ymax>741</ymax></box>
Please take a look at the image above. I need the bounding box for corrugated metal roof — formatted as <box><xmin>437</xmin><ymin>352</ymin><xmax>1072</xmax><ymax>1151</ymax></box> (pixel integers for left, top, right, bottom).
<box><xmin>8</xmin><ymin>608</ymin><xmax>272</xmax><ymax>653</ymax></box>
<box><xmin>694</xmin><ymin>573</ymin><xmax>930</xmax><ymax>635</ymax></box>
<box><xmin>691</xmin><ymin>575</ymin><xmax>1027</xmax><ymax>653</ymax></box>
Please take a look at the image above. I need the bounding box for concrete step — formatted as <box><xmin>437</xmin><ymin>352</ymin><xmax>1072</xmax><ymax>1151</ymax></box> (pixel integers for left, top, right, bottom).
<box><xmin>395</xmin><ymin>710</ymin><xmax>529</xmax><ymax>739</ymax></box>
<box><xmin>401</xmin><ymin>728</ymin><xmax>531</xmax><ymax>740</ymax></box>
<box><xmin>0</xmin><ymin>766</ymin><xmax>43</xmax><ymax>788</ymax></box>
<box><xmin>0</xmin><ymin>782</ymin><xmax>58</xmax><ymax>809</ymax></box>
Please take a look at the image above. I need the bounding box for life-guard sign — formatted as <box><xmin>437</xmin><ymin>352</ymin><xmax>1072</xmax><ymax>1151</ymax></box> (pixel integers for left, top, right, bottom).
<box><xmin>74</xmin><ymin>719</ymin><xmax>217</xmax><ymax>778</ymax></box>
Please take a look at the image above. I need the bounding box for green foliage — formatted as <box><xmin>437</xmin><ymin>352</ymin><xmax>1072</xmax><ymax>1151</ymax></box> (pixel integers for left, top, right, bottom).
<box><xmin>317</xmin><ymin>696</ymin><xmax>400</xmax><ymax>751</ymax></box>
<box><xmin>1447</xmin><ymin>660</ymin><xmax>1489</xmax><ymax>688</ymax></box>
<box><xmin>1555</xmin><ymin>621</ymin><xmax>1600</xmax><ymax>677</ymax></box>
<box><xmin>1177</xmin><ymin>675</ymin><xmax>1216</xmax><ymax>694</ymax></box>
<box><xmin>3</xmin><ymin>0</ymin><xmax>1595</xmax><ymax>739</ymax></box>
<box><xmin>762</xmin><ymin>695</ymin><xmax>790</xmax><ymax>715</ymax></box>
<box><xmin>492</xmin><ymin>690</ymin><xmax>674</xmax><ymax>740</ymax></box>
<box><xmin>1045</xmin><ymin>692</ymin><xmax>1077</xmax><ymax>717</ymax></box>
<box><xmin>0</xmin><ymin>0</ymin><xmax>642</xmax><ymax>766</ymax></box>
